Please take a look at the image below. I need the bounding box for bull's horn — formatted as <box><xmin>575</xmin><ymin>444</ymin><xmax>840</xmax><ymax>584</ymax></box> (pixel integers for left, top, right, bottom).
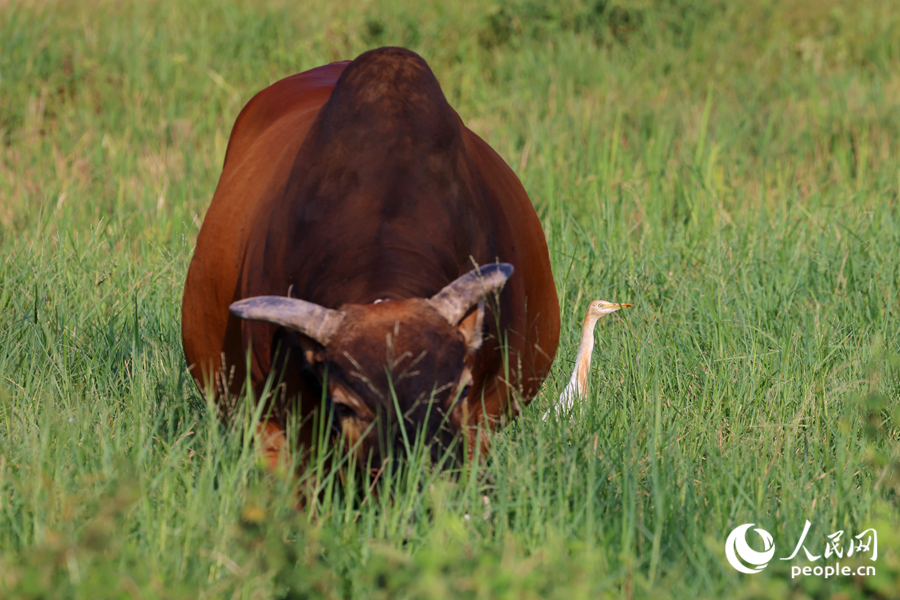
<box><xmin>428</xmin><ymin>263</ymin><xmax>514</xmax><ymax>326</ymax></box>
<box><xmin>229</xmin><ymin>296</ymin><xmax>344</xmax><ymax>346</ymax></box>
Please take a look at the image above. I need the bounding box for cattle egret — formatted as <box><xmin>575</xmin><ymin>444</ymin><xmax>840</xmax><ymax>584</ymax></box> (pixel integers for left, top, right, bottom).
<box><xmin>543</xmin><ymin>300</ymin><xmax>632</xmax><ymax>420</ymax></box>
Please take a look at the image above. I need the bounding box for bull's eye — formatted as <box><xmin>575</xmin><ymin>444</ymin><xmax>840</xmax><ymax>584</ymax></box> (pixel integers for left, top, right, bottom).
<box><xmin>330</xmin><ymin>402</ymin><xmax>356</xmax><ymax>437</ymax></box>
<box><xmin>333</xmin><ymin>402</ymin><xmax>356</xmax><ymax>419</ymax></box>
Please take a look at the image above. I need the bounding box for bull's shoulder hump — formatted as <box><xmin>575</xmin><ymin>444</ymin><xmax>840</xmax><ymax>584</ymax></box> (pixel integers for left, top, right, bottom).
<box><xmin>222</xmin><ymin>61</ymin><xmax>350</xmax><ymax>168</ymax></box>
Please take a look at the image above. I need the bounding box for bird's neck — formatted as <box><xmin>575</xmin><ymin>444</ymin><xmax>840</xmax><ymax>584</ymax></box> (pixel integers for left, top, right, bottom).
<box><xmin>573</xmin><ymin>314</ymin><xmax>599</xmax><ymax>396</ymax></box>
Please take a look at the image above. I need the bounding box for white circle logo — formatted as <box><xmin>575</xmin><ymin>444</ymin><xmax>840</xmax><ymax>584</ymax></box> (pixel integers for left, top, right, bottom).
<box><xmin>725</xmin><ymin>523</ymin><xmax>775</xmax><ymax>574</ymax></box>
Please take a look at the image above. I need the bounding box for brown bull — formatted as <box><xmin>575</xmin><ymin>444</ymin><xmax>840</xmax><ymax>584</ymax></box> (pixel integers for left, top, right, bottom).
<box><xmin>181</xmin><ymin>47</ymin><xmax>559</xmax><ymax>468</ymax></box>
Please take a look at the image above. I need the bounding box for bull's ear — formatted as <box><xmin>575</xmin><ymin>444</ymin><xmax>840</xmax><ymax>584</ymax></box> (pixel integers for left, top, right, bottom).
<box><xmin>229</xmin><ymin>296</ymin><xmax>344</xmax><ymax>346</ymax></box>
<box><xmin>457</xmin><ymin>298</ymin><xmax>486</xmax><ymax>352</ymax></box>
<box><xmin>428</xmin><ymin>263</ymin><xmax>513</xmax><ymax>326</ymax></box>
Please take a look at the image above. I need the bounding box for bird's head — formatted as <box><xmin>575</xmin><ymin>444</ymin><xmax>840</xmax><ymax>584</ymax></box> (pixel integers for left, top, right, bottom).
<box><xmin>586</xmin><ymin>300</ymin><xmax>633</xmax><ymax>319</ymax></box>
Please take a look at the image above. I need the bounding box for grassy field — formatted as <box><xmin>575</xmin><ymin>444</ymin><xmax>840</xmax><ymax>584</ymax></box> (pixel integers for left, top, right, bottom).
<box><xmin>2</xmin><ymin>0</ymin><xmax>900</xmax><ymax>597</ymax></box>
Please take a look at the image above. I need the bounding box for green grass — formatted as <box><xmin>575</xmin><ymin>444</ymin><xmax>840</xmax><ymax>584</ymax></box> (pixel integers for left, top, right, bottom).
<box><xmin>2</xmin><ymin>0</ymin><xmax>900</xmax><ymax>597</ymax></box>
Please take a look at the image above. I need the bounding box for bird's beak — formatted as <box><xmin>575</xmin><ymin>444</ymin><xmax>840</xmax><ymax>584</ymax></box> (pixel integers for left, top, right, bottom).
<box><xmin>602</xmin><ymin>302</ymin><xmax>632</xmax><ymax>310</ymax></box>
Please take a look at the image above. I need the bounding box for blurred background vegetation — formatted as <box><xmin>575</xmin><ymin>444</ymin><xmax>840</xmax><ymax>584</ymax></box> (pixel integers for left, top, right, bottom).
<box><xmin>1</xmin><ymin>0</ymin><xmax>899</xmax><ymax>598</ymax></box>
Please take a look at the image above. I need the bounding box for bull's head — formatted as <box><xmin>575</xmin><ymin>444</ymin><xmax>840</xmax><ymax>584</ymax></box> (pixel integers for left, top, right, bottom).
<box><xmin>229</xmin><ymin>263</ymin><xmax>512</xmax><ymax>466</ymax></box>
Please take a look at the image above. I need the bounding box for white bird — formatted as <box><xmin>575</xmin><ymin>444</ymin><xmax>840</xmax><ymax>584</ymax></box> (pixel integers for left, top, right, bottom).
<box><xmin>543</xmin><ymin>299</ymin><xmax>632</xmax><ymax>420</ymax></box>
